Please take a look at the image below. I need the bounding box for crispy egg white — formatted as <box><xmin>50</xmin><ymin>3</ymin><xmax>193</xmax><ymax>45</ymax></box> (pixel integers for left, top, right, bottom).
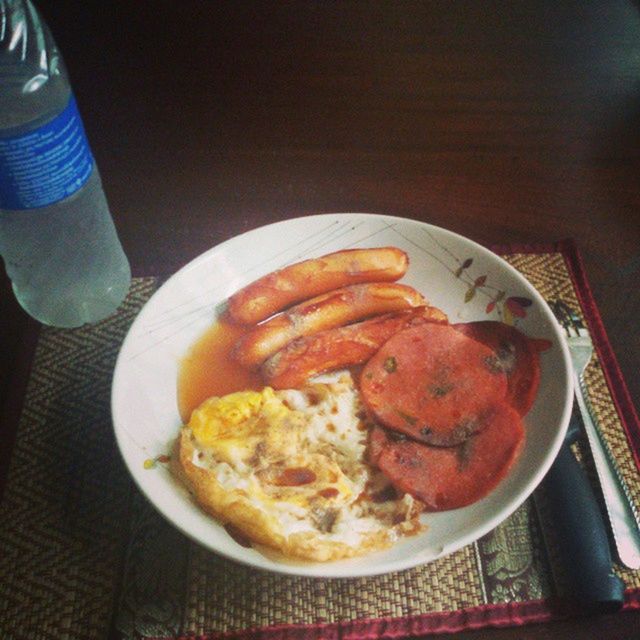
<box><xmin>176</xmin><ymin>373</ymin><xmax>424</xmax><ymax>561</ymax></box>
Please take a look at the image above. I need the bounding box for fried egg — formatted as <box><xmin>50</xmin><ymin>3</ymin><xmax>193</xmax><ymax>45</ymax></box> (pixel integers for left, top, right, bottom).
<box><xmin>176</xmin><ymin>373</ymin><xmax>424</xmax><ymax>561</ymax></box>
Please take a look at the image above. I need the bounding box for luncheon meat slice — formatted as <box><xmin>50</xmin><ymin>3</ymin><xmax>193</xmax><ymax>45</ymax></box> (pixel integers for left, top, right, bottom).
<box><xmin>367</xmin><ymin>424</ymin><xmax>409</xmax><ymax>466</ymax></box>
<box><xmin>376</xmin><ymin>402</ymin><xmax>525</xmax><ymax>511</ymax></box>
<box><xmin>360</xmin><ymin>323</ymin><xmax>508</xmax><ymax>446</ymax></box>
<box><xmin>453</xmin><ymin>321</ymin><xmax>542</xmax><ymax>416</ymax></box>
<box><xmin>367</xmin><ymin>425</ymin><xmax>389</xmax><ymax>466</ymax></box>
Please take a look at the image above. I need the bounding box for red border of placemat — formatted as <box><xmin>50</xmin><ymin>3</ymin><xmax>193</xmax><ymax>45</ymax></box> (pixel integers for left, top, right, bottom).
<box><xmin>144</xmin><ymin>594</ymin><xmax>640</xmax><ymax>640</ymax></box>
<box><xmin>144</xmin><ymin>239</ymin><xmax>640</xmax><ymax>639</ymax></box>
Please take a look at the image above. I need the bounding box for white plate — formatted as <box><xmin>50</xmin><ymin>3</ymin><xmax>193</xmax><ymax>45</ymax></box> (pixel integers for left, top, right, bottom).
<box><xmin>112</xmin><ymin>213</ymin><xmax>573</xmax><ymax>578</ymax></box>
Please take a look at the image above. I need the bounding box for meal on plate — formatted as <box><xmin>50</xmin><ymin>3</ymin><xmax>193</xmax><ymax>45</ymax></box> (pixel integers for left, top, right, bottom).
<box><xmin>174</xmin><ymin>247</ymin><xmax>545</xmax><ymax>561</ymax></box>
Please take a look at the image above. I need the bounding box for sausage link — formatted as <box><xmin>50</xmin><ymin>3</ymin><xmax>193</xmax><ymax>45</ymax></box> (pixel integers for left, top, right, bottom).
<box><xmin>262</xmin><ymin>306</ymin><xmax>448</xmax><ymax>388</ymax></box>
<box><xmin>234</xmin><ymin>282</ymin><xmax>426</xmax><ymax>368</ymax></box>
<box><xmin>227</xmin><ymin>247</ymin><xmax>409</xmax><ymax>325</ymax></box>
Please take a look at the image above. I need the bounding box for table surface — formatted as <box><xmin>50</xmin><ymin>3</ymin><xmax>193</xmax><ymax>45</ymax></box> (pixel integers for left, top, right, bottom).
<box><xmin>1</xmin><ymin>1</ymin><xmax>639</xmax><ymax>638</ymax></box>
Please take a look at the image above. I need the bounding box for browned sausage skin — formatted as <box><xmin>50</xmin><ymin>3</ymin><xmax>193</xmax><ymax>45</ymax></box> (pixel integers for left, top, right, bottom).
<box><xmin>234</xmin><ymin>282</ymin><xmax>426</xmax><ymax>369</ymax></box>
<box><xmin>227</xmin><ymin>247</ymin><xmax>409</xmax><ymax>325</ymax></box>
<box><xmin>262</xmin><ymin>306</ymin><xmax>448</xmax><ymax>388</ymax></box>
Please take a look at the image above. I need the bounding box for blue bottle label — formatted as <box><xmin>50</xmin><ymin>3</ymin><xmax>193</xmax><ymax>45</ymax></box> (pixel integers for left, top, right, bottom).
<box><xmin>0</xmin><ymin>95</ymin><xmax>94</xmax><ymax>210</ymax></box>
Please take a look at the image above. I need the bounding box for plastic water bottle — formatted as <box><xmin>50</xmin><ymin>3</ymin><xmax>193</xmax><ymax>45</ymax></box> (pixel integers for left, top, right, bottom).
<box><xmin>0</xmin><ymin>0</ymin><xmax>131</xmax><ymax>327</ymax></box>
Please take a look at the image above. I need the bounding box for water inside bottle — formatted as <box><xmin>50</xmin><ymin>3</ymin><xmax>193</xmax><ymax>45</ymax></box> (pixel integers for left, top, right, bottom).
<box><xmin>0</xmin><ymin>170</ymin><xmax>132</xmax><ymax>327</ymax></box>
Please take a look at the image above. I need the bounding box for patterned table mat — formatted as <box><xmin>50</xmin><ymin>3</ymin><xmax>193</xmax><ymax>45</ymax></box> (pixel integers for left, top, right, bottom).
<box><xmin>0</xmin><ymin>241</ymin><xmax>639</xmax><ymax>640</ymax></box>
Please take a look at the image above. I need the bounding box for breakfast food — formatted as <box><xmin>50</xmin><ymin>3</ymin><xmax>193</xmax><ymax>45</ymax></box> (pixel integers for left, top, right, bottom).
<box><xmin>176</xmin><ymin>245</ymin><xmax>545</xmax><ymax>561</ymax></box>
<box><xmin>359</xmin><ymin>323</ymin><xmax>509</xmax><ymax>446</ymax></box>
<box><xmin>261</xmin><ymin>305</ymin><xmax>448</xmax><ymax>389</ymax></box>
<box><xmin>227</xmin><ymin>247</ymin><xmax>409</xmax><ymax>324</ymax></box>
<box><xmin>176</xmin><ymin>376</ymin><xmax>424</xmax><ymax>561</ymax></box>
<box><xmin>360</xmin><ymin>321</ymin><xmax>539</xmax><ymax>510</ymax></box>
<box><xmin>452</xmin><ymin>321</ymin><xmax>542</xmax><ymax>416</ymax></box>
<box><xmin>369</xmin><ymin>403</ymin><xmax>525</xmax><ymax>511</ymax></box>
<box><xmin>233</xmin><ymin>282</ymin><xmax>427</xmax><ymax>368</ymax></box>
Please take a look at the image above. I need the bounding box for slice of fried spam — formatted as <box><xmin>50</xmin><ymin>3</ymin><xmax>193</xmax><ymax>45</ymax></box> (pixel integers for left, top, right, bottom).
<box><xmin>376</xmin><ymin>402</ymin><xmax>525</xmax><ymax>511</ymax></box>
<box><xmin>359</xmin><ymin>323</ymin><xmax>508</xmax><ymax>446</ymax></box>
<box><xmin>367</xmin><ymin>425</ymin><xmax>389</xmax><ymax>467</ymax></box>
<box><xmin>453</xmin><ymin>321</ymin><xmax>541</xmax><ymax>416</ymax></box>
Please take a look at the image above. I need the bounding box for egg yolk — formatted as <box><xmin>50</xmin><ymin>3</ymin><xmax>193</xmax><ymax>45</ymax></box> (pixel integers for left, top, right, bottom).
<box><xmin>188</xmin><ymin>387</ymin><xmax>291</xmax><ymax>448</ymax></box>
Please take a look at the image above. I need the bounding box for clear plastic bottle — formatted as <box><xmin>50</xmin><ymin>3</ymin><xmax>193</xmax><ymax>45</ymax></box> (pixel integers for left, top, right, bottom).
<box><xmin>0</xmin><ymin>0</ymin><xmax>131</xmax><ymax>327</ymax></box>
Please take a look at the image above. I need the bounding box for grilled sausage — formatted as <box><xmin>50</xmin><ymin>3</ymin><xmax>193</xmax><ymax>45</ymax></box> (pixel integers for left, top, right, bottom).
<box><xmin>234</xmin><ymin>282</ymin><xmax>426</xmax><ymax>368</ymax></box>
<box><xmin>227</xmin><ymin>247</ymin><xmax>409</xmax><ymax>325</ymax></box>
<box><xmin>262</xmin><ymin>306</ymin><xmax>448</xmax><ymax>388</ymax></box>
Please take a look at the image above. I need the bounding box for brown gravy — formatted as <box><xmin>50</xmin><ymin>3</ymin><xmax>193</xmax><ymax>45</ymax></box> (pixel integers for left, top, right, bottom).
<box><xmin>177</xmin><ymin>319</ymin><xmax>263</xmax><ymax>423</ymax></box>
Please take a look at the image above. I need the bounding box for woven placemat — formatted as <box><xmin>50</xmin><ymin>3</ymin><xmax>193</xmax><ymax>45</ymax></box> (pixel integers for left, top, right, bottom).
<box><xmin>0</xmin><ymin>241</ymin><xmax>639</xmax><ymax>640</ymax></box>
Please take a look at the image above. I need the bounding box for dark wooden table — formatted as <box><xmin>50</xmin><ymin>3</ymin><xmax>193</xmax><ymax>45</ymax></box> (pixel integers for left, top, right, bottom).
<box><xmin>1</xmin><ymin>1</ymin><xmax>639</xmax><ymax>638</ymax></box>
